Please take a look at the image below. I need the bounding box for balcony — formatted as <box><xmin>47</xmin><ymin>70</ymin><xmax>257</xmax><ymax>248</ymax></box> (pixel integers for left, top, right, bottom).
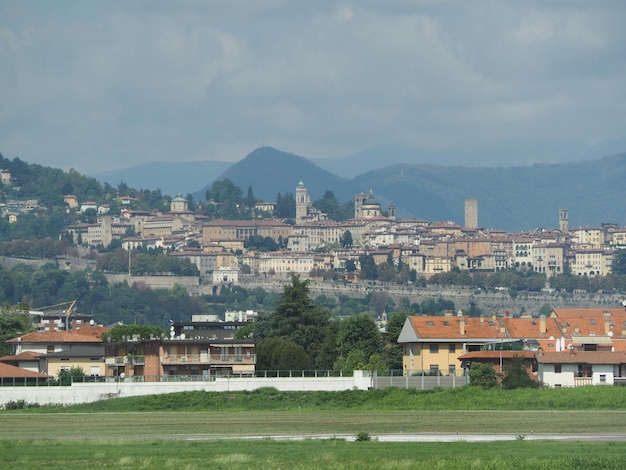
<box><xmin>161</xmin><ymin>353</ymin><xmax>256</xmax><ymax>365</ymax></box>
<box><xmin>105</xmin><ymin>355</ymin><xmax>145</xmax><ymax>366</ymax></box>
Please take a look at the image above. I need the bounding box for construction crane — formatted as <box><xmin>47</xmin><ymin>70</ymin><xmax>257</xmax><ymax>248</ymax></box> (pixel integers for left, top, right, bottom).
<box><xmin>33</xmin><ymin>300</ymin><xmax>77</xmax><ymax>331</ymax></box>
<box><xmin>35</xmin><ymin>300</ymin><xmax>77</xmax><ymax>316</ymax></box>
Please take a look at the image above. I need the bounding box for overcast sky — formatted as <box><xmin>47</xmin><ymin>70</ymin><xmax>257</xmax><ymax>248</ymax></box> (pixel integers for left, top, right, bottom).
<box><xmin>1</xmin><ymin>1</ymin><xmax>625</xmax><ymax>174</ymax></box>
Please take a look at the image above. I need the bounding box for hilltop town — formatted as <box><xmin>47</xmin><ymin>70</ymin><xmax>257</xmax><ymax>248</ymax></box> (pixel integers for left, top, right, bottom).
<box><xmin>57</xmin><ymin>179</ymin><xmax>621</xmax><ymax>284</ymax></box>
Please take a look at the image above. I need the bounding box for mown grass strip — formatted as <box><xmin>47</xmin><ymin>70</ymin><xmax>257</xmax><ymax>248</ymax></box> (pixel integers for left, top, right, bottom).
<box><xmin>21</xmin><ymin>385</ymin><xmax>626</xmax><ymax>413</ymax></box>
<box><xmin>2</xmin><ymin>410</ymin><xmax>626</xmax><ymax>439</ymax></box>
<box><xmin>1</xmin><ymin>438</ymin><xmax>625</xmax><ymax>470</ymax></box>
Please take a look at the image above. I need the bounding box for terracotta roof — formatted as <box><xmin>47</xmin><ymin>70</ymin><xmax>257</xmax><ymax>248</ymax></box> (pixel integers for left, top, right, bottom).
<box><xmin>406</xmin><ymin>316</ymin><xmax>509</xmax><ymax>340</ymax></box>
<box><xmin>551</xmin><ymin>308</ymin><xmax>626</xmax><ymax>337</ymax></box>
<box><xmin>0</xmin><ymin>362</ymin><xmax>50</xmax><ymax>379</ymax></box>
<box><xmin>0</xmin><ymin>351</ymin><xmax>42</xmax><ymax>362</ymax></box>
<box><xmin>458</xmin><ymin>351</ymin><xmax>536</xmax><ymax>360</ymax></box>
<box><xmin>537</xmin><ymin>351</ymin><xmax>626</xmax><ymax>365</ymax></box>
<box><xmin>6</xmin><ymin>330</ymin><xmax>104</xmax><ymax>344</ymax></box>
<box><xmin>501</xmin><ymin>317</ymin><xmax>561</xmax><ymax>339</ymax></box>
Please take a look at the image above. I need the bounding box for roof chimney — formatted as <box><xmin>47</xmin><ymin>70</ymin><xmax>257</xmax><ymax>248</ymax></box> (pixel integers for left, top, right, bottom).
<box><xmin>480</xmin><ymin>316</ymin><xmax>484</xmax><ymax>325</ymax></box>
<box><xmin>603</xmin><ymin>310</ymin><xmax>611</xmax><ymax>335</ymax></box>
<box><xmin>459</xmin><ymin>318</ymin><xmax>466</xmax><ymax>337</ymax></box>
<box><xmin>539</xmin><ymin>315</ymin><xmax>547</xmax><ymax>335</ymax></box>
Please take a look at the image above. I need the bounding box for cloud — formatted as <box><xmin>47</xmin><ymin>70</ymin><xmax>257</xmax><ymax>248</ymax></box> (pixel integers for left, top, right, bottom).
<box><xmin>0</xmin><ymin>0</ymin><xmax>625</xmax><ymax>173</ymax></box>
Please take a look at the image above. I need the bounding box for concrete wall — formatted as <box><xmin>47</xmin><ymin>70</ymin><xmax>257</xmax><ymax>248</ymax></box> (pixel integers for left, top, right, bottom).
<box><xmin>0</xmin><ymin>372</ymin><xmax>373</xmax><ymax>407</ymax></box>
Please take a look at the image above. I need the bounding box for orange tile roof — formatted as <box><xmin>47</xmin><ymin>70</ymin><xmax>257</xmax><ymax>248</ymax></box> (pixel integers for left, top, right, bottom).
<box><xmin>458</xmin><ymin>351</ymin><xmax>536</xmax><ymax>360</ymax></box>
<box><xmin>501</xmin><ymin>317</ymin><xmax>561</xmax><ymax>339</ymax></box>
<box><xmin>0</xmin><ymin>362</ymin><xmax>50</xmax><ymax>379</ymax></box>
<box><xmin>408</xmin><ymin>316</ymin><xmax>509</xmax><ymax>340</ymax></box>
<box><xmin>0</xmin><ymin>351</ymin><xmax>41</xmax><ymax>362</ymax></box>
<box><xmin>551</xmin><ymin>308</ymin><xmax>626</xmax><ymax>337</ymax></box>
<box><xmin>537</xmin><ymin>351</ymin><xmax>626</xmax><ymax>365</ymax></box>
<box><xmin>6</xmin><ymin>331</ymin><xmax>103</xmax><ymax>344</ymax></box>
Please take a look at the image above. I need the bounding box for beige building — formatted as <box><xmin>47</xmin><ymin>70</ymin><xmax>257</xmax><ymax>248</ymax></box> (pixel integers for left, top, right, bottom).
<box><xmin>532</xmin><ymin>243</ymin><xmax>565</xmax><ymax>277</ymax></box>
<box><xmin>569</xmin><ymin>249</ymin><xmax>614</xmax><ymax>277</ymax></box>
<box><xmin>203</xmin><ymin>219</ymin><xmax>292</xmax><ymax>245</ymax></box>
<box><xmin>570</xmin><ymin>227</ymin><xmax>606</xmax><ymax>249</ymax></box>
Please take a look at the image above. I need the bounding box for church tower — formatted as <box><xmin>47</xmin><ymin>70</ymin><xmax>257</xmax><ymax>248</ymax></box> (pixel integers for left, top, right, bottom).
<box><xmin>296</xmin><ymin>180</ymin><xmax>310</xmax><ymax>223</ymax></box>
<box><xmin>559</xmin><ymin>208</ymin><xmax>569</xmax><ymax>232</ymax></box>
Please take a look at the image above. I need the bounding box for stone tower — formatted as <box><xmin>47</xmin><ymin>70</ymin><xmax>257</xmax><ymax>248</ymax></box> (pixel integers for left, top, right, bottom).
<box><xmin>171</xmin><ymin>193</ymin><xmax>188</xmax><ymax>213</ymax></box>
<box><xmin>295</xmin><ymin>180</ymin><xmax>310</xmax><ymax>223</ymax></box>
<box><xmin>559</xmin><ymin>208</ymin><xmax>569</xmax><ymax>232</ymax></box>
<box><xmin>464</xmin><ymin>198</ymin><xmax>478</xmax><ymax>229</ymax></box>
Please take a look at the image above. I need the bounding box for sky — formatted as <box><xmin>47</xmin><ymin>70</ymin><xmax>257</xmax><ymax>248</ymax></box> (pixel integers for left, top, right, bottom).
<box><xmin>1</xmin><ymin>0</ymin><xmax>625</xmax><ymax>174</ymax></box>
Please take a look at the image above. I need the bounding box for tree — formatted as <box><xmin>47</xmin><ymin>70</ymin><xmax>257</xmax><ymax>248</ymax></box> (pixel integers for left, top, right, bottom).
<box><xmin>0</xmin><ymin>308</ymin><xmax>34</xmax><ymax>356</ymax></box>
<box><xmin>359</xmin><ymin>255</ymin><xmax>378</xmax><ymax>280</ymax></box>
<box><xmin>256</xmin><ymin>337</ymin><xmax>311</xmax><ymax>370</ymax></box>
<box><xmin>345</xmin><ymin>259</ymin><xmax>357</xmax><ymax>272</ymax></box>
<box><xmin>613</xmin><ymin>249</ymin><xmax>626</xmax><ymax>275</ymax></box>
<box><xmin>102</xmin><ymin>324</ymin><xmax>166</xmax><ymax>342</ymax></box>
<box><xmin>384</xmin><ymin>310</ymin><xmax>409</xmax><ymax>370</ymax></box>
<box><xmin>337</xmin><ymin>314</ymin><xmax>382</xmax><ymax>362</ymax></box>
<box><xmin>468</xmin><ymin>363</ymin><xmax>498</xmax><ymax>388</ymax></box>
<box><xmin>263</xmin><ymin>275</ymin><xmax>331</xmax><ymax>365</ymax></box>
<box><xmin>502</xmin><ymin>355</ymin><xmax>538</xmax><ymax>389</ymax></box>
<box><xmin>58</xmin><ymin>366</ymin><xmax>86</xmax><ymax>386</ymax></box>
<box><xmin>340</xmin><ymin>230</ymin><xmax>353</xmax><ymax>248</ymax></box>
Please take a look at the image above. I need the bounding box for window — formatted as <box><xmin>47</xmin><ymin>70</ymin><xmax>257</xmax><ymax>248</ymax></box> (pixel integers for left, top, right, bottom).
<box><xmin>555</xmin><ymin>364</ymin><xmax>562</xmax><ymax>374</ymax></box>
<box><xmin>448</xmin><ymin>344</ymin><xmax>456</xmax><ymax>353</ymax></box>
<box><xmin>430</xmin><ymin>344</ymin><xmax>439</xmax><ymax>353</ymax></box>
<box><xmin>448</xmin><ymin>364</ymin><xmax>456</xmax><ymax>375</ymax></box>
<box><xmin>600</xmin><ymin>374</ymin><xmax>607</xmax><ymax>383</ymax></box>
<box><xmin>429</xmin><ymin>364</ymin><xmax>439</xmax><ymax>376</ymax></box>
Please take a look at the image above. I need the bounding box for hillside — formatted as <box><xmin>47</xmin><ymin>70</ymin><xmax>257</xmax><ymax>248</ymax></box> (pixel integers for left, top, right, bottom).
<box><xmin>194</xmin><ymin>146</ymin><xmax>357</xmax><ymax>202</ymax></box>
<box><xmin>79</xmin><ymin>145</ymin><xmax>626</xmax><ymax>232</ymax></box>
<box><xmin>353</xmin><ymin>153</ymin><xmax>626</xmax><ymax>230</ymax></box>
<box><xmin>92</xmin><ymin>160</ymin><xmax>230</xmax><ymax>197</ymax></box>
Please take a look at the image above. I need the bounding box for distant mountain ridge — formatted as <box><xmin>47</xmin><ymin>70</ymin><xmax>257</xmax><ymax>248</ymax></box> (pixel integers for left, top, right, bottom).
<box><xmin>95</xmin><ymin>146</ymin><xmax>626</xmax><ymax>232</ymax></box>
<box><xmin>92</xmin><ymin>160</ymin><xmax>230</xmax><ymax>195</ymax></box>
<box><xmin>194</xmin><ymin>146</ymin><xmax>356</xmax><ymax>203</ymax></box>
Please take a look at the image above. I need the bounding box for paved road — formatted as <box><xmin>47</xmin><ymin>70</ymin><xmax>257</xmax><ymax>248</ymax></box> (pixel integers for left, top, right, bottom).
<box><xmin>184</xmin><ymin>432</ymin><xmax>626</xmax><ymax>442</ymax></box>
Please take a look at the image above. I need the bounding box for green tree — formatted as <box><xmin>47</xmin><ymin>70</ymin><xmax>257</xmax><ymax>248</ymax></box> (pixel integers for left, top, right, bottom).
<box><xmin>0</xmin><ymin>308</ymin><xmax>34</xmax><ymax>356</ymax></box>
<box><xmin>337</xmin><ymin>314</ymin><xmax>382</xmax><ymax>362</ymax></box>
<box><xmin>256</xmin><ymin>337</ymin><xmax>311</xmax><ymax>370</ymax></box>
<box><xmin>262</xmin><ymin>275</ymin><xmax>331</xmax><ymax>365</ymax></box>
<box><xmin>612</xmin><ymin>249</ymin><xmax>626</xmax><ymax>275</ymax></box>
<box><xmin>384</xmin><ymin>310</ymin><xmax>409</xmax><ymax>370</ymax></box>
<box><xmin>102</xmin><ymin>324</ymin><xmax>166</xmax><ymax>342</ymax></box>
<box><xmin>359</xmin><ymin>254</ymin><xmax>378</xmax><ymax>280</ymax></box>
<box><xmin>468</xmin><ymin>363</ymin><xmax>499</xmax><ymax>389</ymax></box>
<box><xmin>340</xmin><ymin>230</ymin><xmax>353</xmax><ymax>248</ymax></box>
<box><xmin>502</xmin><ymin>355</ymin><xmax>538</xmax><ymax>389</ymax></box>
<box><xmin>57</xmin><ymin>366</ymin><xmax>86</xmax><ymax>386</ymax></box>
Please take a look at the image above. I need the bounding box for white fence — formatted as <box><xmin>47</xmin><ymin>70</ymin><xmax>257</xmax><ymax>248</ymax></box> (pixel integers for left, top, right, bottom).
<box><xmin>0</xmin><ymin>371</ymin><xmax>373</xmax><ymax>407</ymax></box>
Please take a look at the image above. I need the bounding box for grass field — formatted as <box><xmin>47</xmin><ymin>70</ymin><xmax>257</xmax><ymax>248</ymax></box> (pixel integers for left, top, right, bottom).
<box><xmin>2</xmin><ymin>387</ymin><xmax>626</xmax><ymax>468</ymax></box>
<box><xmin>1</xmin><ymin>438</ymin><xmax>625</xmax><ymax>469</ymax></box>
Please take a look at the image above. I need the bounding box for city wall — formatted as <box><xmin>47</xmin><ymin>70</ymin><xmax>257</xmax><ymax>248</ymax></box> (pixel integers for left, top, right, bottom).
<box><xmin>2</xmin><ymin>256</ymin><xmax>621</xmax><ymax>315</ymax></box>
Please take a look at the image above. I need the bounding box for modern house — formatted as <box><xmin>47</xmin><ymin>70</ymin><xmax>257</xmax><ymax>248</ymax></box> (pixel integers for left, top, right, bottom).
<box><xmin>537</xmin><ymin>351</ymin><xmax>626</xmax><ymax>387</ymax></box>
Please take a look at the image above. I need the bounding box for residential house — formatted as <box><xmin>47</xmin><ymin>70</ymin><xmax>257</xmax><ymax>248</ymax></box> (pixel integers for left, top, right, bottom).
<box><xmin>537</xmin><ymin>351</ymin><xmax>626</xmax><ymax>387</ymax></box>
<box><xmin>104</xmin><ymin>322</ymin><xmax>256</xmax><ymax>381</ymax></box>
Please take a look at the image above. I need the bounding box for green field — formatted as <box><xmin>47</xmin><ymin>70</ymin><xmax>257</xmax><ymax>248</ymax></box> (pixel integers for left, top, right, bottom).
<box><xmin>2</xmin><ymin>387</ymin><xmax>626</xmax><ymax>468</ymax></box>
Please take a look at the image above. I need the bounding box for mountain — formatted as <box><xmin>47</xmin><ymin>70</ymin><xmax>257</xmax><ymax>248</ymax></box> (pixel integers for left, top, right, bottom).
<box><xmin>312</xmin><ymin>139</ymin><xmax>626</xmax><ymax>179</ymax></box>
<box><xmin>89</xmin><ymin>144</ymin><xmax>626</xmax><ymax>232</ymax></box>
<box><xmin>193</xmin><ymin>146</ymin><xmax>356</xmax><ymax>202</ymax></box>
<box><xmin>353</xmin><ymin>153</ymin><xmax>626</xmax><ymax>231</ymax></box>
<box><xmin>91</xmin><ymin>160</ymin><xmax>230</xmax><ymax>196</ymax></box>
